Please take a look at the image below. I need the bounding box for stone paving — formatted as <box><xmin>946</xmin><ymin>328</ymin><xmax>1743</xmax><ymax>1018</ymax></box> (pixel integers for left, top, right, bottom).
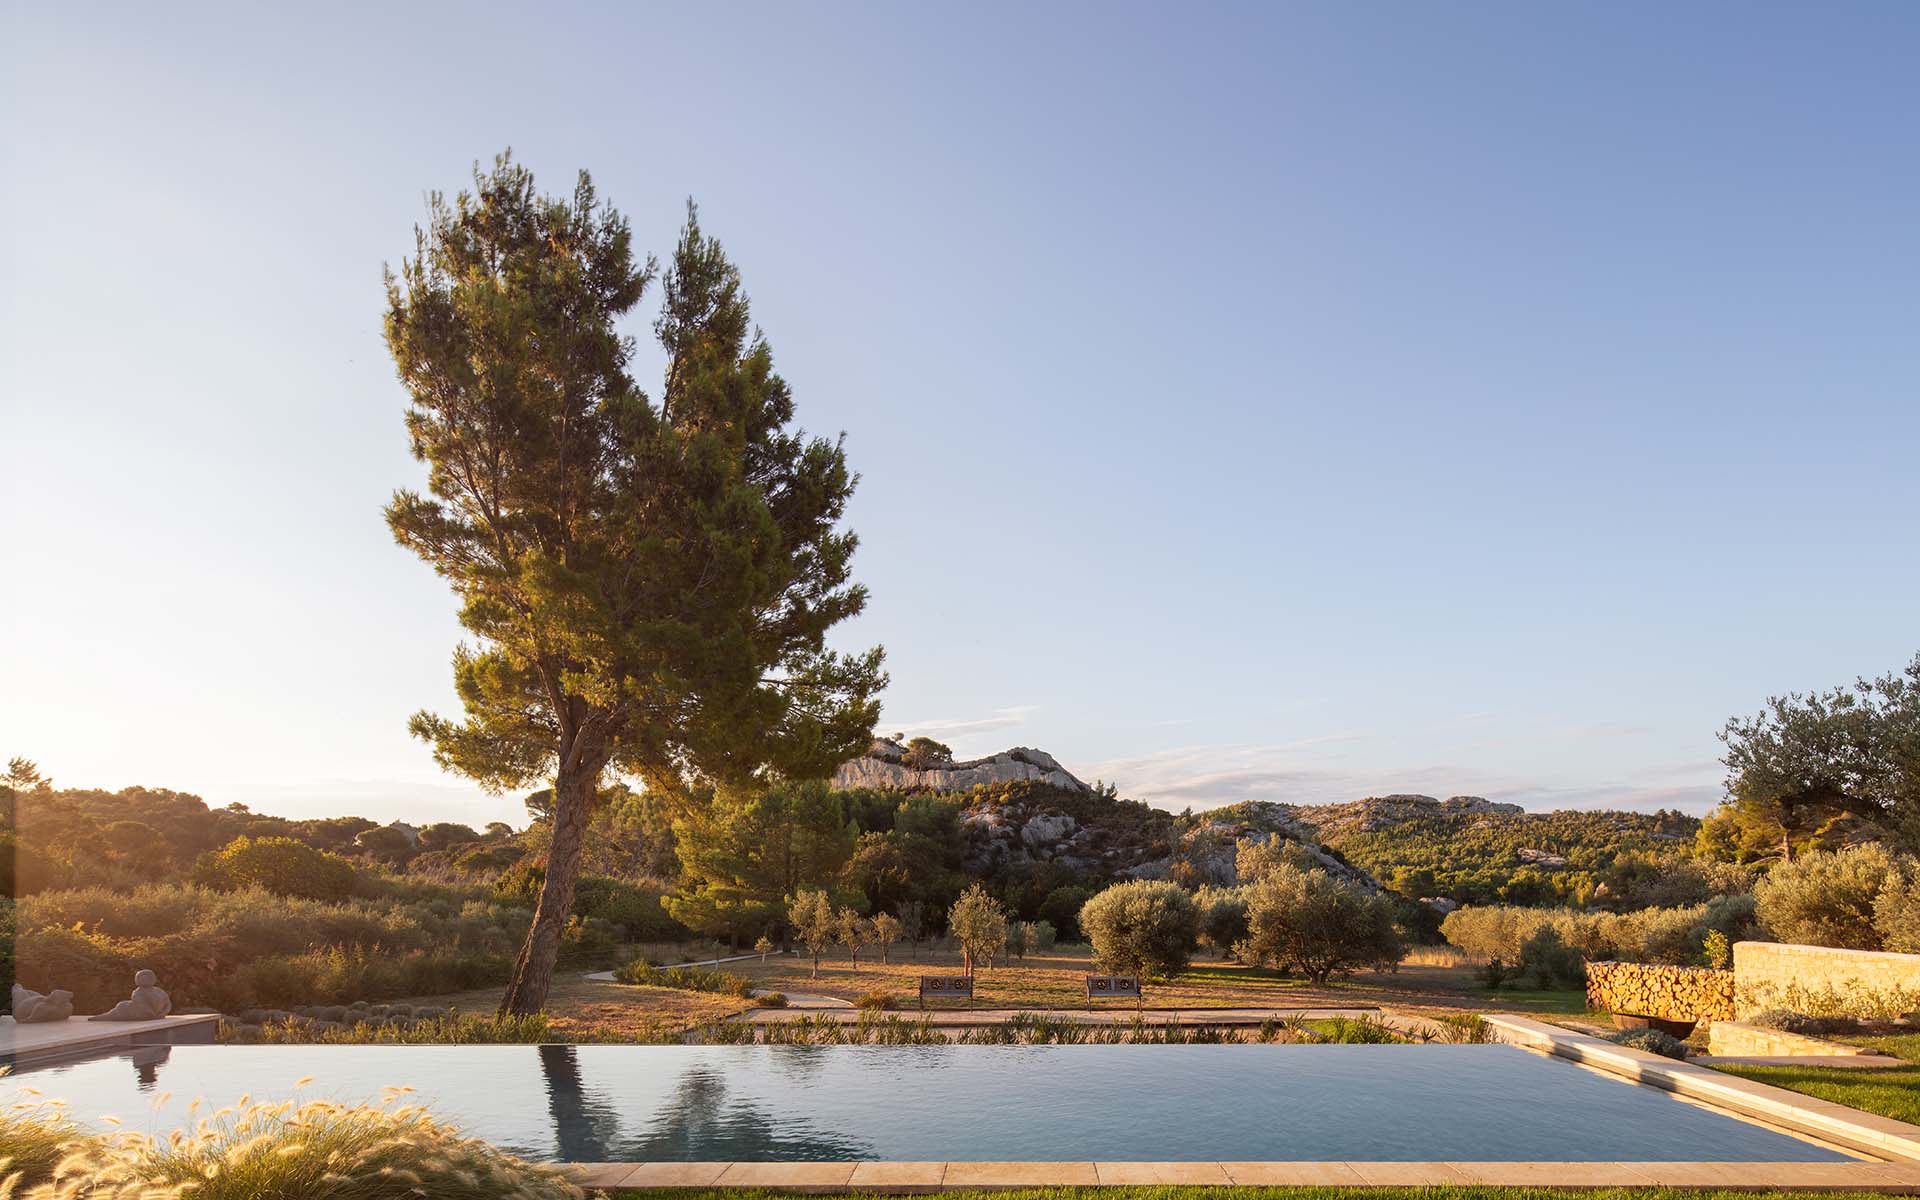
<box><xmin>0</xmin><ymin>1012</ymin><xmax>219</xmax><ymax>1067</ymax></box>
<box><xmin>737</xmin><ymin>1005</ymin><xmax>1394</xmax><ymax>1027</ymax></box>
<box><xmin>567</xmin><ymin>1158</ymin><xmax>1920</xmax><ymax>1192</ymax></box>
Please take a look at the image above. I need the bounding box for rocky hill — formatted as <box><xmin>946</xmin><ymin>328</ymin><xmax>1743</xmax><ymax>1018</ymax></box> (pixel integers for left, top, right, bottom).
<box><xmin>831</xmin><ymin>743</ymin><xmax>1699</xmax><ymax>905</ymax></box>
<box><xmin>833</xmin><ymin>738</ymin><xmax>1090</xmax><ymax>794</ymax></box>
<box><xmin>1281</xmin><ymin>794</ymin><xmax>1524</xmax><ymax>840</ymax></box>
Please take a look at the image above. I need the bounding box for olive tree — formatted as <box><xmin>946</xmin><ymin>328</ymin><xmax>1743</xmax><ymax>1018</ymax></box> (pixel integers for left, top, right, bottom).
<box><xmin>1754</xmin><ymin>844</ymin><xmax>1908</xmax><ymax>950</ymax></box>
<box><xmin>947</xmin><ymin>883</ymin><xmax>1007</xmax><ymax>975</ymax></box>
<box><xmin>1238</xmin><ymin>863</ymin><xmax>1403</xmax><ymax>983</ymax></box>
<box><xmin>871</xmin><ymin>912</ymin><xmax>902</xmax><ymax>963</ymax></box>
<box><xmin>789</xmin><ymin>889</ymin><xmax>837</xmax><ymax>978</ymax></box>
<box><xmin>1079</xmin><ymin>879</ymin><xmax>1200</xmax><ymax>978</ymax></box>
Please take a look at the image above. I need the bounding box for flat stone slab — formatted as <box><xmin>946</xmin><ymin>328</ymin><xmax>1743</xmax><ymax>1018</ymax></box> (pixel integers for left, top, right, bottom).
<box><xmin>739</xmin><ymin>1006</ymin><xmax>1384</xmax><ymax>1027</ymax></box>
<box><xmin>1699</xmin><ymin>1053</ymin><xmax>1909</xmax><ymax>1069</ymax></box>
<box><xmin>0</xmin><ymin>1013</ymin><xmax>220</xmax><ymax>1067</ymax></box>
<box><xmin>590</xmin><ymin>1159</ymin><xmax>1920</xmax><ymax>1192</ymax></box>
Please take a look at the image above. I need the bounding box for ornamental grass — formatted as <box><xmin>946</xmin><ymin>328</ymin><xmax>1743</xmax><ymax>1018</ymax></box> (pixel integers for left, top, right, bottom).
<box><xmin>1</xmin><ymin>1087</ymin><xmax>583</xmax><ymax>1200</ymax></box>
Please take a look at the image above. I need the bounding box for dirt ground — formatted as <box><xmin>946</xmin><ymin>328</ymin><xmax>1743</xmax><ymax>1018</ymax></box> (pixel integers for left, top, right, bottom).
<box><xmin>411</xmin><ymin>946</ymin><xmax>1597</xmax><ymax>1040</ymax></box>
<box><xmin>410</xmin><ymin>974</ymin><xmax>747</xmax><ymax>1041</ymax></box>
<box><xmin>732</xmin><ymin>943</ymin><xmax>1601</xmax><ymax>1016</ymax></box>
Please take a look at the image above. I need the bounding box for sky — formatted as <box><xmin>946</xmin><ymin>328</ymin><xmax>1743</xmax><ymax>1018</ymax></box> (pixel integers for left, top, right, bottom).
<box><xmin>4</xmin><ymin>2</ymin><xmax>1917</xmax><ymax>828</ymax></box>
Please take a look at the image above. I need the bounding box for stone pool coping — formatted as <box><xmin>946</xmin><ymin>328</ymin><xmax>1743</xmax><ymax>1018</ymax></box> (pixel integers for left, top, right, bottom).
<box><xmin>0</xmin><ymin>1013</ymin><xmax>220</xmax><ymax>1068</ymax></box>
<box><xmin>566</xmin><ymin>1158</ymin><xmax>1920</xmax><ymax>1192</ymax></box>
<box><xmin>1482</xmin><ymin>1014</ymin><xmax>1920</xmax><ymax>1162</ymax></box>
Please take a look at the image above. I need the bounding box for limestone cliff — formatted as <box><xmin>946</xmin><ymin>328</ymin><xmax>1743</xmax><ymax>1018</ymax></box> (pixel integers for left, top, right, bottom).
<box><xmin>832</xmin><ymin>738</ymin><xmax>1090</xmax><ymax>794</ymax></box>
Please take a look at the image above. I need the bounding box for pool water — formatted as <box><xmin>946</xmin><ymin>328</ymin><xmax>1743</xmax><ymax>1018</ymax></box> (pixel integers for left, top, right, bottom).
<box><xmin>18</xmin><ymin>1043</ymin><xmax>1848</xmax><ymax>1163</ymax></box>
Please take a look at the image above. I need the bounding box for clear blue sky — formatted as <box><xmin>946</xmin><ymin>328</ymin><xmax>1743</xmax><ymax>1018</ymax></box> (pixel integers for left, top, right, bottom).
<box><xmin>5</xmin><ymin>2</ymin><xmax>1916</xmax><ymax>827</ymax></box>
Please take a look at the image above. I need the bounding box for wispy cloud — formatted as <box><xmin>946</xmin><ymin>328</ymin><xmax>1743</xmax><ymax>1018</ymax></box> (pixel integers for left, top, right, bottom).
<box><xmin>885</xmin><ymin>706</ymin><xmax>1039</xmax><ymax>740</ymax></box>
<box><xmin>1070</xmin><ymin>741</ymin><xmax>1723</xmax><ymax>816</ymax></box>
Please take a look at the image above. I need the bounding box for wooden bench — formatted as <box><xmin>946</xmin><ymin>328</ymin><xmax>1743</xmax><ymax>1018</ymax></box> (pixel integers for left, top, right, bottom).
<box><xmin>918</xmin><ymin>975</ymin><xmax>974</xmax><ymax>1010</ymax></box>
<box><xmin>1085</xmin><ymin>974</ymin><xmax>1142</xmax><ymax>1009</ymax></box>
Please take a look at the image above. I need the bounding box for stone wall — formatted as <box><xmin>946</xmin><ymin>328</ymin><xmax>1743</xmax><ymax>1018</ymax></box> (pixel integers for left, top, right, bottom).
<box><xmin>1733</xmin><ymin>940</ymin><xmax>1920</xmax><ymax>1020</ymax></box>
<box><xmin>1585</xmin><ymin>960</ymin><xmax>1735</xmax><ymax>1023</ymax></box>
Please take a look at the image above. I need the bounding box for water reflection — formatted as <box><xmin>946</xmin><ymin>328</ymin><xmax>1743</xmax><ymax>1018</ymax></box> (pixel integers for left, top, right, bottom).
<box><xmin>130</xmin><ymin>1046</ymin><xmax>170</xmax><ymax>1091</ymax></box>
<box><xmin>537</xmin><ymin>1044</ymin><xmax>623</xmax><ymax>1162</ymax></box>
<box><xmin>609</xmin><ymin>1057</ymin><xmax>874</xmax><ymax>1161</ymax></box>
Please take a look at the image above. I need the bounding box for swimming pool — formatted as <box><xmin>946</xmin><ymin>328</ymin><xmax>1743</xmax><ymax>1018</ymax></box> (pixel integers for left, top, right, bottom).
<box><xmin>19</xmin><ymin>1043</ymin><xmax>1849</xmax><ymax>1163</ymax></box>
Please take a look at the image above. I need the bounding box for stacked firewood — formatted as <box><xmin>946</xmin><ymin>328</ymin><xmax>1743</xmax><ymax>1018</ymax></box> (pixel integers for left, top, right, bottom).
<box><xmin>1586</xmin><ymin>960</ymin><xmax>1735</xmax><ymax>1022</ymax></box>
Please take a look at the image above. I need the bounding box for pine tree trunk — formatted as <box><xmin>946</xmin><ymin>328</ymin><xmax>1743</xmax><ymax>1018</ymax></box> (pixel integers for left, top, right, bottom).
<box><xmin>501</xmin><ymin>761</ymin><xmax>596</xmax><ymax>1016</ymax></box>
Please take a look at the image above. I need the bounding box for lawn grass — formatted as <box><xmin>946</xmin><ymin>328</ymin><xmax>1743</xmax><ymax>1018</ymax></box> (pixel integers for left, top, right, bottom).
<box><xmin>1706</xmin><ymin>1026</ymin><xmax>1920</xmax><ymax>1126</ymax></box>
<box><xmin>1707</xmin><ymin>1062</ymin><xmax>1920</xmax><ymax>1125</ymax></box>
<box><xmin>622</xmin><ymin>1188</ymin><xmax>1904</xmax><ymax>1200</ymax></box>
<box><xmin>1839</xmin><ymin>1030</ymin><xmax>1920</xmax><ymax>1061</ymax></box>
<box><xmin>1450</xmin><ymin>985</ymin><xmax>1594</xmax><ymax>1016</ymax></box>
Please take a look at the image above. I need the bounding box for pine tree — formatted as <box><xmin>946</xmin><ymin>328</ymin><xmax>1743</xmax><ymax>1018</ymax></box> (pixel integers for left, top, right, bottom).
<box><xmin>384</xmin><ymin>155</ymin><xmax>883</xmax><ymax>1013</ymax></box>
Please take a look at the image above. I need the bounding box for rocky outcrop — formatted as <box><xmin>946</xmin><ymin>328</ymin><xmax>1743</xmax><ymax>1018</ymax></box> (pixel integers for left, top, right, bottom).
<box><xmin>1140</xmin><ymin>801</ymin><xmax>1382</xmax><ymax>891</ymax></box>
<box><xmin>1286</xmin><ymin>794</ymin><xmax>1524</xmax><ymax>839</ymax></box>
<box><xmin>833</xmin><ymin>739</ymin><xmax>1090</xmax><ymax>793</ymax></box>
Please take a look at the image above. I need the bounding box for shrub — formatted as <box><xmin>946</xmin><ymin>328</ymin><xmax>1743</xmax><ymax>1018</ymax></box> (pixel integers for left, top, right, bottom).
<box><xmin>1027</xmin><ymin>918</ymin><xmax>1058</xmax><ymax>955</ymax></box>
<box><xmin>1442</xmin><ymin>900</ymin><xmax>1753</xmax><ymax>967</ymax></box>
<box><xmin>353</xmin><ymin>824</ymin><xmax>418</xmax><ymax>863</ymax></box>
<box><xmin>1745</xmin><ymin>1009</ymin><xmax>1856</xmax><ymax>1037</ymax></box>
<box><xmin>12</xmin><ymin>883</ymin><xmax>538</xmax><ymax>1010</ymax></box>
<box><xmin>1873</xmin><ymin>867</ymin><xmax>1920</xmax><ymax>953</ymax></box>
<box><xmin>1237</xmin><ymin>864</ymin><xmax>1402</xmax><ymax>983</ymax></box>
<box><xmin>1700</xmin><ymin>928</ymin><xmax>1733</xmax><ymax>969</ymax></box>
<box><xmin>1755</xmin><ymin>844</ymin><xmax>1905</xmax><ymax>950</ymax></box>
<box><xmin>51</xmin><ymin>1095</ymin><xmax>585</xmax><ymax>1199</ymax></box>
<box><xmin>1037</xmin><ymin>884</ymin><xmax>1095</xmax><ymax>942</ymax></box>
<box><xmin>1428</xmin><ymin>1013</ymin><xmax>1494</xmax><ymax>1044</ymax></box>
<box><xmin>1517</xmin><ymin>926</ymin><xmax>1585</xmax><ymax>988</ymax></box>
<box><xmin>1443</xmin><ymin>905</ymin><xmax>1573</xmax><ymax>962</ymax></box>
<box><xmin>493</xmin><ymin>861</ymin><xmax>545</xmax><ymax>904</ymax></box>
<box><xmin>612</xmin><ymin>960</ymin><xmax>754</xmax><ymax>997</ymax></box>
<box><xmin>1607</xmin><ymin>1028</ymin><xmax>1688</xmax><ymax>1059</ymax></box>
<box><xmin>754</xmin><ymin>991</ymin><xmax>789</xmax><ymax>1008</ymax></box>
<box><xmin>453</xmin><ymin>841</ymin><xmax>524</xmax><ymax>874</ymax></box>
<box><xmin>1310</xmin><ymin>1016</ymin><xmax>1405</xmax><ymax>1044</ymax></box>
<box><xmin>570</xmin><ymin>876</ymin><xmax>687</xmax><ymax>940</ymax></box>
<box><xmin>1079</xmin><ymin>880</ymin><xmax>1200</xmax><ymax>977</ymax></box>
<box><xmin>417</xmin><ymin>821</ymin><xmax>482</xmax><ymax>851</ymax></box>
<box><xmin>1195</xmin><ymin>886</ymin><xmax>1250</xmax><ymax>955</ymax></box>
<box><xmin>193</xmin><ymin>836</ymin><xmax>358</xmax><ymax>901</ymax></box>
<box><xmin>855</xmin><ymin>990</ymin><xmax>897</xmax><ymax>1010</ymax></box>
<box><xmin>1479</xmin><ymin>956</ymin><xmax>1510</xmax><ymax>991</ymax></box>
<box><xmin>244</xmin><ymin>1010</ymin><xmax>558</xmax><ymax>1044</ymax></box>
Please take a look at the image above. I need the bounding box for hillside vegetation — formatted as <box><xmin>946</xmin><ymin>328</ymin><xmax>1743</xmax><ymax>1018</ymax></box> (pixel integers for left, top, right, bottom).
<box><xmin>8</xmin><ymin>741</ymin><xmax>1846</xmax><ymax>1021</ymax></box>
<box><xmin>1285</xmin><ymin>796</ymin><xmax>1700</xmax><ymax>907</ymax></box>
